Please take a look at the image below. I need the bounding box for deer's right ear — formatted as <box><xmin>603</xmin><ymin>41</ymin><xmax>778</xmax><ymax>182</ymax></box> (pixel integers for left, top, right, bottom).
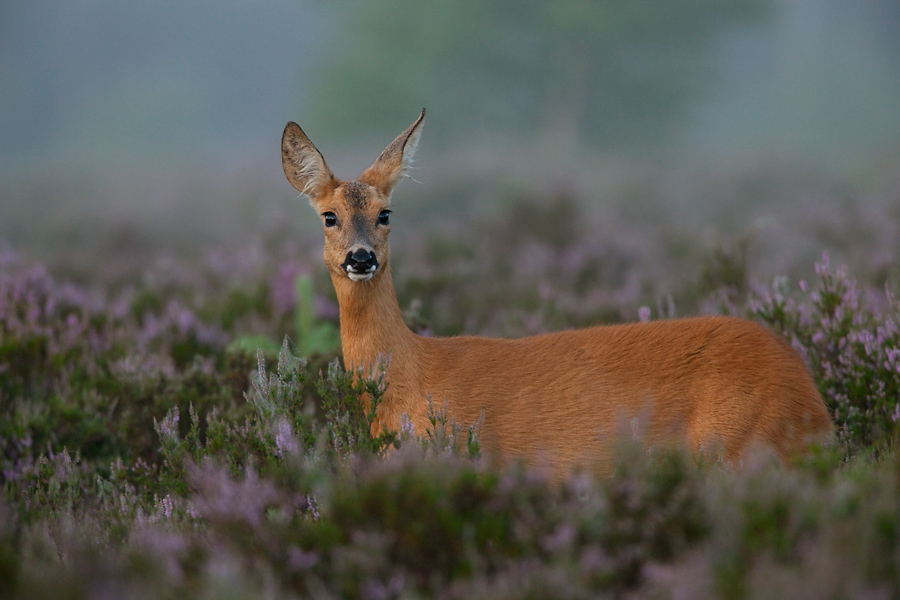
<box><xmin>282</xmin><ymin>122</ymin><xmax>337</xmax><ymax>201</ymax></box>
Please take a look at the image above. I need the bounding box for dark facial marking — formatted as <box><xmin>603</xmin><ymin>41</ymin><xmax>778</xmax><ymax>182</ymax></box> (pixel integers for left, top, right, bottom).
<box><xmin>350</xmin><ymin>212</ymin><xmax>370</xmax><ymax>241</ymax></box>
<box><xmin>342</xmin><ymin>181</ymin><xmax>369</xmax><ymax>209</ymax></box>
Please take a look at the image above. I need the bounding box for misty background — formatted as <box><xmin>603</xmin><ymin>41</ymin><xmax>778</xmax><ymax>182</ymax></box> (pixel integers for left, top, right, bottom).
<box><xmin>1</xmin><ymin>0</ymin><xmax>898</xmax><ymax>274</ymax></box>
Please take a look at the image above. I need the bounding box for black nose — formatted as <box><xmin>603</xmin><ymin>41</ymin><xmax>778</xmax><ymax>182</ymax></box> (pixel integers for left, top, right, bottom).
<box><xmin>343</xmin><ymin>248</ymin><xmax>378</xmax><ymax>272</ymax></box>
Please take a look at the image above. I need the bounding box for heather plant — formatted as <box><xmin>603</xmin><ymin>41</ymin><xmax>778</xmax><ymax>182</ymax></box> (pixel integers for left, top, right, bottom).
<box><xmin>6</xmin><ymin>448</ymin><xmax>899</xmax><ymax>598</ymax></box>
<box><xmin>245</xmin><ymin>337</ymin><xmax>310</xmax><ymax>426</ymax></box>
<box><xmin>398</xmin><ymin>191</ymin><xmax>674</xmax><ymax>337</ymax></box>
<box><xmin>3</xmin><ymin>164</ymin><xmax>900</xmax><ymax>597</ymax></box>
<box><xmin>0</xmin><ymin>258</ymin><xmax>115</xmax><ymax>406</ymax></box>
<box><xmin>0</xmin><ymin>252</ymin><xmax>254</xmax><ymax>475</ymax></box>
<box><xmin>316</xmin><ymin>357</ymin><xmax>399</xmax><ymax>460</ymax></box>
<box><xmin>750</xmin><ymin>254</ymin><xmax>900</xmax><ymax>453</ymax></box>
<box><xmin>418</xmin><ymin>397</ymin><xmax>484</xmax><ymax>459</ymax></box>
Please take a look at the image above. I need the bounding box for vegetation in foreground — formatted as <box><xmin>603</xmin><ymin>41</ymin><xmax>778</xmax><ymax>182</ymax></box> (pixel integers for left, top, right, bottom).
<box><xmin>1</xmin><ymin>187</ymin><xmax>899</xmax><ymax>598</ymax></box>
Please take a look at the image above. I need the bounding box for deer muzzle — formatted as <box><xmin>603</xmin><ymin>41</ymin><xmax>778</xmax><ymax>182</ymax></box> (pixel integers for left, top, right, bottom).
<box><xmin>342</xmin><ymin>248</ymin><xmax>379</xmax><ymax>281</ymax></box>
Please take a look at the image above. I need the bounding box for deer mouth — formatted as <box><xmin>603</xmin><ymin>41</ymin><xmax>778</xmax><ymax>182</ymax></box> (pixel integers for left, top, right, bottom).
<box><xmin>346</xmin><ymin>270</ymin><xmax>374</xmax><ymax>282</ymax></box>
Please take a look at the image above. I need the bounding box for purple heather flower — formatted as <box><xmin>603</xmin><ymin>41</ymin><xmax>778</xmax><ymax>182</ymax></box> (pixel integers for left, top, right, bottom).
<box><xmin>190</xmin><ymin>463</ymin><xmax>278</xmax><ymax>527</ymax></box>
<box><xmin>273</xmin><ymin>418</ymin><xmax>298</xmax><ymax>458</ymax></box>
<box><xmin>155</xmin><ymin>407</ymin><xmax>180</xmax><ymax>443</ymax></box>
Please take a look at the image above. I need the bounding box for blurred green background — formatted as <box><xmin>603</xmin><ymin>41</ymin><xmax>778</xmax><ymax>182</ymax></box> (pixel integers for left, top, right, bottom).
<box><xmin>2</xmin><ymin>0</ymin><xmax>898</xmax><ymax>267</ymax></box>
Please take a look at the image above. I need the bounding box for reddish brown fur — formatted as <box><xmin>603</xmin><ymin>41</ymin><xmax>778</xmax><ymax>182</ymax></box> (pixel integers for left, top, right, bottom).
<box><xmin>282</xmin><ymin>110</ymin><xmax>834</xmax><ymax>473</ymax></box>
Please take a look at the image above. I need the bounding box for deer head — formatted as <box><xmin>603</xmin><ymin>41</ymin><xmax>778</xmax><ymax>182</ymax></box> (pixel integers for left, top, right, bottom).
<box><xmin>281</xmin><ymin>109</ymin><xmax>425</xmax><ymax>283</ymax></box>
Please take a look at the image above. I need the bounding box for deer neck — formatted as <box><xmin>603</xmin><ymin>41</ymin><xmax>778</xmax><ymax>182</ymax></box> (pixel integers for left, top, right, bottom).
<box><xmin>331</xmin><ymin>264</ymin><xmax>415</xmax><ymax>372</ymax></box>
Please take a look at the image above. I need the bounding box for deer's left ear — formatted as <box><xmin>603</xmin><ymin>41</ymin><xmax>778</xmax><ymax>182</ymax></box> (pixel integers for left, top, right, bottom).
<box><xmin>359</xmin><ymin>108</ymin><xmax>425</xmax><ymax>197</ymax></box>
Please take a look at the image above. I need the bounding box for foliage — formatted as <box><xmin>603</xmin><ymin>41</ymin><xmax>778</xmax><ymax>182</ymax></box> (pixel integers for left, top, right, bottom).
<box><xmin>315</xmin><ymin>356</ymin><xmax>399</xmax><ymax>460</ymax></box>
<box><xmin>2</xmin><ymin>178</ymin><xmax>900</xmax><ymax>596</ymax></box>
<box><xmin>230</xmin><ymin>274</ymin><xmax>340</xmax><ymax>358</ymax></box>
<box><xmin>750</xmin><ymin>255</ymin><xmax>900</xmax><ymax>454</ymax></box>
<box><xmin>307</xmin><ymin>0</ymin><xmax>770</xmax><ymax>148</ymax></box>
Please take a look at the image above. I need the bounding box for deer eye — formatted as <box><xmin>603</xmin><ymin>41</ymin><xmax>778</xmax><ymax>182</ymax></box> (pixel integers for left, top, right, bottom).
<box><xmin>378</xmin><ymin>210</ymin><xmax>391</xmax><ymax>226</ymax></box>
<box><xmin>323</xmin><ymin>212</ymin><xmax>337</xmax><ymax>227</ymax></box>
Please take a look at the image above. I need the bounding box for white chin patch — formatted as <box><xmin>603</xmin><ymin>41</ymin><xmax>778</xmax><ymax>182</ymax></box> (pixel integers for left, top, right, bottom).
<box><xmin>347</xmin><ymin>271</ymin><xmax>374</xmax><ymax>282</ymax></box>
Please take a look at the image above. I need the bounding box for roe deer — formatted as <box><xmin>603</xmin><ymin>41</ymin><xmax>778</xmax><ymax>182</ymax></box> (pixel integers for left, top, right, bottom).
<box><xmin>281</xmin><ymin>109</ymin><xmax>834</xmax><ymax>471</ymax></box>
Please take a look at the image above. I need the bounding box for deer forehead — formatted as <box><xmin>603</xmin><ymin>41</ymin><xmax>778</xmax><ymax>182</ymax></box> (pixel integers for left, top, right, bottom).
<box><xmin>335</xmin><ymin>180</ymin><xmax>385</xmax><ymax>212</ymax></box>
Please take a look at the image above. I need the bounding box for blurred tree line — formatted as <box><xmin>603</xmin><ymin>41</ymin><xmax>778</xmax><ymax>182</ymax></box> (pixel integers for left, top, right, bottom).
<box><xmin>306</xmin><ymin>0</ymin><xmax>769</xmax><ymax>149</ymax></box>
